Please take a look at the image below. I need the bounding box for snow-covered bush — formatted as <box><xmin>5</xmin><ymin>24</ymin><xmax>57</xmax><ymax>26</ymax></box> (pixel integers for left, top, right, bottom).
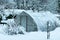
<box><xmin>0</xmin><ymin>19</ymin><xmax>26</xmax><ymax>35</ymax></box>
<box><xmin>7</xmin><ymin>25</ymin><xmax>26</xmax><ymax>35</ymax></box>
<box><xmin>6</xmin><ymin>19</ymin><xmax>26</xmax><ymax>35</ymax></box>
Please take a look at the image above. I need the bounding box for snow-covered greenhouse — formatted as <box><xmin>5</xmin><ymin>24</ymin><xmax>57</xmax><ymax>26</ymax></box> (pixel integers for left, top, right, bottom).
<box><xmin>14</xmin><ymin>10</ymin><xmax>59</xmax><ymax>32</ymax></box>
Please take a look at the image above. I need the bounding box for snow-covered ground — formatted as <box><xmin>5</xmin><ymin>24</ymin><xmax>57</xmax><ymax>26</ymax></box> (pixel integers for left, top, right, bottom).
<box><xmin>0</xmin><ymin>10</ymin><xmax>60</xmax><ymax>40</ymax></box>
<box><xmin>0</xmin><ymin>26</ymin><xmax>60</xmax><ymax>40</ymax></box>
<box><xmin>0</xmin><ymin>31</ymin><xmax>47</xmax><ymax>40</ymax></box>
<box><xmin>50</xmin><ymin>27</ymin><xmax>60</xmax><ymax>40</ymax></box>
<box><xmin>0</xmin><ymin>24</ymin><xmax>47</xmax><ymax>40</ymax></box>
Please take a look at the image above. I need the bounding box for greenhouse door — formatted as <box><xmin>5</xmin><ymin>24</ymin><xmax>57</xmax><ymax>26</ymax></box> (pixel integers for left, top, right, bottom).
<box><xmin>20</xmin><ymin>16</ymin><xmax>37</xmax><ymax>32</ymax></box>
<box><xmin>20</xmin><ymin>16</ymin><xmax>26</xmax><ymax>30</ymax></box>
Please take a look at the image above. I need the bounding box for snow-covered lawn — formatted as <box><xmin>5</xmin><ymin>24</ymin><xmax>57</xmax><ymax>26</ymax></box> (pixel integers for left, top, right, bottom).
<box><xmin>0</xmin><ymin>27</ymin><xmax>60</xmax><ymax>40</ymax></box>
<box><xmin>0</xmin><ymin>31</ymin><xmax>47</xmax><ymax>40</ymax></box>
<box><xmin>50</xmin><ymin>27</ymin><xmax>60</xmax><ymax>40</ymax></box>
<box><xmin>0</xmin><ymin>24</ymin><xmax>47</xmax><ymax>40</ymax></box>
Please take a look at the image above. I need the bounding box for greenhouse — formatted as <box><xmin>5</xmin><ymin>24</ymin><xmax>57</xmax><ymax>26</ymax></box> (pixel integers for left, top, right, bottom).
<box><xmin>14</xmin><ymin>10</ymin><xmax>58</xmax><ymax>32</ymax></box>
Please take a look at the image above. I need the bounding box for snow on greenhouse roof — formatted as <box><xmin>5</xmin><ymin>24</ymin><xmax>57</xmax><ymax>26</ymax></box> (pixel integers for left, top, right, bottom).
<box><xmin>19</xmin><ymin>11</ymin><xmax>58</xmax><ymax>31</ymax></box>
<box><xmin>4</xmin><ymin>9</ymin><xmax>58</xmax><ymax>31</ymax></box>
<box><xmin>4</xmin><ymin>9</ymin><xmax>32</xmax><ymax>16</ymax></box>
<box><xmin>4</xmin><ymin>9</ymin><xmax>25</xmax><ymax>16</ymax></box>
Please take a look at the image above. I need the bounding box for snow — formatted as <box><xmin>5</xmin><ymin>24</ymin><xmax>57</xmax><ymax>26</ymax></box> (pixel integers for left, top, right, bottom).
<box><xmin>54</xmin><ymin>14</ymin><xmax>60</xmax><ymax>17</ymax></box>
<box><xmin>0</xmin><ymin>23</ymin><xmax>60</xmax><ymax>40</ymax></box>
<box><xmin>16</xmin><ymin>10</ymin><xmax>58</xmax><ymax>31</ymax></box>
<box><xmin>0</xmin><ymin>9</ymin><xmax>60</xmax><ymax>40</ymax></box>
<box><xmin>0</xmin><ymin>24</ymin><xmax>8</xmax><ymax>34</ymax></box>
<box><xmin>50</xmin><ymin>27</ymin><xmax>60</xmax><ymax>40</ymax></box>
<box><xmin>1</xmin><ymin>19</ymin><xmax>27</xmax><ymax>35</ymax></box>
<box><xmin>0</xmin><ymin>24</ymin><xmax>47</xmax><ymax>40</ymax></box>
<box><xmin>3</xmin><ymin>9</ymin><xmax>59</xmax><ymax>31</ymax></box>
<box><xmin>0</xmin><ymin>27</ymin><xmax>60</xmax><ymax>40</ymax></box>
<box><xmin>0</xmin><ymin>31</ymin><xmax>47</xmax><ymax>40</ymax></box>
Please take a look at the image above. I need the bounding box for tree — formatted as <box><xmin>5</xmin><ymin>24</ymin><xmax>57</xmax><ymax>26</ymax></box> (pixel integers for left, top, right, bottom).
<box><xmin>14</xmin><ymin>0</ymin><xmax>21</xmax><ymax>9</ymax></box>
<box><xmin>0</xmin><ymin>0</ymin><xmax>7</xmax><ymax>5</ymax></box>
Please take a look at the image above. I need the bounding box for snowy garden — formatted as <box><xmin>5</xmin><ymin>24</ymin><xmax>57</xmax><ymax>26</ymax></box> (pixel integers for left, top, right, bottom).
<box><xmin>0</xmin><ymin>9</ymin><xmax>59</xmax><ymax>40</ymax></box>
<box><xmin>0</xmin><ymin>0</ymin><xmax>60</xmax><ymax>40</ymax></box>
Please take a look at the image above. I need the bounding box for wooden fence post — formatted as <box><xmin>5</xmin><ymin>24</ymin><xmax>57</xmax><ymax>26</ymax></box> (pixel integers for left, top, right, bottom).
<box><xmin>47</xmin><ymin>21</ymin><xmax>50</xmax><ymax>39</ymax></box>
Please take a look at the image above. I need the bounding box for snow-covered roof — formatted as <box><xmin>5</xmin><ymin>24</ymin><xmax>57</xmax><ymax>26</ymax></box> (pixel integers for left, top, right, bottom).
<box><xmin>3</xmin><ymin>9</ymin><xmax>59</xmax><ymax>31</ymax></box>
<box><xmin>2</xmin><ymin>9</ymin><xmax>23</xmax><ymax>17</ymax></box>
<box><xmin>17</xmin><ymin>10</ymin><xmax>58</xmax><ymax>31</ymax></box>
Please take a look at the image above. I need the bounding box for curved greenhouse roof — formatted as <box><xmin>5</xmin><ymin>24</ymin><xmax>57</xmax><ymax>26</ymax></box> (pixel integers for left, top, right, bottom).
<box><xmin>16</xmin><ymin>11</ymin><xmax>58</xmax><ymax>31</ymax></box>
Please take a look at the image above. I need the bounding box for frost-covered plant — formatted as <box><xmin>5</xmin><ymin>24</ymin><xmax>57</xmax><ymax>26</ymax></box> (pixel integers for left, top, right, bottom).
<box><xmin>0</xmin><ymin>19</ymin><xmax>26</xmax><ymax>35</ymax></box>
<box><xmin>3</xmin><ymin>24</ymin><xmax>26</xmax><ymax>35</ymax></box>
<box><xmin>7</xmin><ymin>25</ymin><xmax>26</xmax><ymax>35</ymax></box>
